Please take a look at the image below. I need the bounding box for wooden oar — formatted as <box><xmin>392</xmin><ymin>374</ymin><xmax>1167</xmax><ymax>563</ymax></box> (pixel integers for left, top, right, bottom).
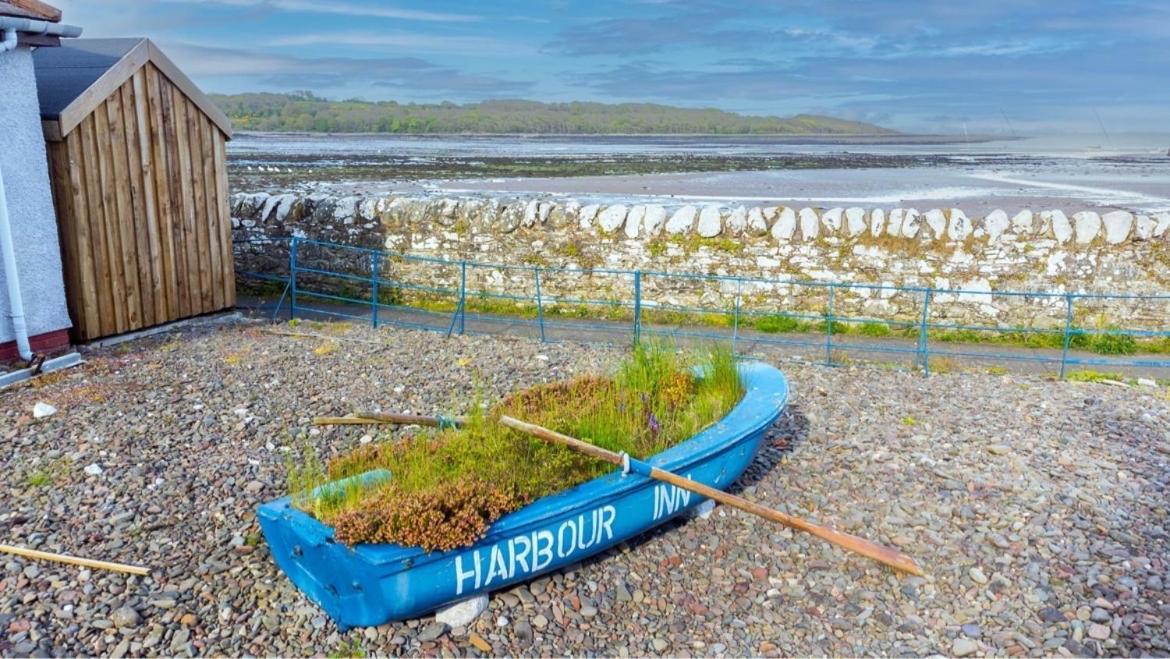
<box><xmin>0</xmin><ymin>544</ymin><xmax>148</xmax><ymax>576</ymax></box>
<box><xmin>499</xmin><ymin>415</ymin><xmax>925</xmax><ymax>577</ymax></box>
<box><xmin>313</xmin><ymin>412</ymin><xmax>467</xmax><ymax>427</ymax></box>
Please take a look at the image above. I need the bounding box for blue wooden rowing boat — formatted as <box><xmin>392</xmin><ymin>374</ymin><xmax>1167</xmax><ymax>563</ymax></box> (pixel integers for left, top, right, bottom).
<box><xmin>257</xmin><ymin>361</ymin><xmax>789</xmax><ymax>629</ymax></box>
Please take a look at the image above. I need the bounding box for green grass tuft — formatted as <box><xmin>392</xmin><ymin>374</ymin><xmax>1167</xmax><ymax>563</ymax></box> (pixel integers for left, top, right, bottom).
<box><xmin>289</xmin><ymin>341</ymin><xmax>744</xmax><ymax>550</ymax></box>
<box><xmin>1065</xmin><ymin>369</ymin><xmax>1125</xmax><ymax>383</ymax></box>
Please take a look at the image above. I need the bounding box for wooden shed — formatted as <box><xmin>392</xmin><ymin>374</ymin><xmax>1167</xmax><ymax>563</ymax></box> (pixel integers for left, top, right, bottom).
<box><xmin>33</xmin><ymin>38</ymin><xmax>235</xmax><ymax>341</ymax></box>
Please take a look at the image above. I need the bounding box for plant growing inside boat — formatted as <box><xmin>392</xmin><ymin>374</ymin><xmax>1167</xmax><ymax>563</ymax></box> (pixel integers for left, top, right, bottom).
<box><xmin>287</xmin><ymin>342</ymin><xmax>744</xmax><ymax>551</ymax></box>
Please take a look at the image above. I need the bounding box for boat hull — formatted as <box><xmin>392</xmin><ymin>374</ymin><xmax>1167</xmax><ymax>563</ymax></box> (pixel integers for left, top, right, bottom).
<box><xmin>257</xmin><ymin>361</ymin><xmax>789</xmax><ymax>629</ymax></box>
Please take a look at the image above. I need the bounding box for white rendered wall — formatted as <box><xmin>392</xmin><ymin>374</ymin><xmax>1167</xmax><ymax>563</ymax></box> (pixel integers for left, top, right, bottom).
<box><xmin>0</xmin><ymin>46</ymin><xmax>71</xmax><ymax>344</ymax></box>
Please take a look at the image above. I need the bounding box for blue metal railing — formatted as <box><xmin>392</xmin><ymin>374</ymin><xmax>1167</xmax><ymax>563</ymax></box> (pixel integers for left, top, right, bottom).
<box><xmin>233</xmin><ymin>236</ymin><xmax>1170</xmax><ymax>378</ymax></box>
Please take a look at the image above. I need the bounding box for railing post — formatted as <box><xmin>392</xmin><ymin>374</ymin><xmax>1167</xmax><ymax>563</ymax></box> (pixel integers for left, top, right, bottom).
<box><xmin>534</xmin><ymin>267</ymin><xmax>546</xmax><ymax>343</ymax></box>
<box><xmin>732</xmin><ymin>278</ymin><xmax>742</xmax><ymax>355</ymax></box>
<box><xmin>289</xmin><ymin>236</ymin><xmax>299</xmax><ymax>321</ymax></box>
<box><xmin>636</xmin><ymin>271</ymin><xmax>643</xmax><ymax>344</ymax></box>
<box><xmin>918</xmin><ymin>288</ymin><xmax>932</xmax><ymax>376</ymax></box>
<box><xmin>370</xmin><ymin>252</ymin><xmax>381</xmax><ymax>329</ymax></box>
<box><xmin>1059</xmin><ymin>293</ymin><xmax>1074</xmax><ymax>379</ymax></box>
<box><xmin>459</xmin><ymin>260</ymin><xmax>467</xmax><ymax>335</ymax></box>
<box><xmin>825</xmin><ymin>284</ymin><xmax>835</xmax><ymax>366</ymax></box>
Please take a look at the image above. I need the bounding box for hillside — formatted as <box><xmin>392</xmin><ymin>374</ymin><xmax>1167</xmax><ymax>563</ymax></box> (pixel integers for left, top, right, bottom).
<box><xmin>209</xmin><ymin>92</ymin><xmax>895</xmax><ymax>135</ymax></box>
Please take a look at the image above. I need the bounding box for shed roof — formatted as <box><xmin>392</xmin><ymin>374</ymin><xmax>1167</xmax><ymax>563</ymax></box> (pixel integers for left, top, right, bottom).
<box><xmin>32</xmin><ymin>37</ymin><xmax>232</xmax><ymax>141</ymax></box>
<box><xmin>0</xmin><ymin>0</ymin><xmax>62</xmax><ymax>21</ymax></box>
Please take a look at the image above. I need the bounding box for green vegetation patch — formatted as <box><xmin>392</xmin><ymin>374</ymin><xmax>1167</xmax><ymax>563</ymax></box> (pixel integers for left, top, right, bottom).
<box><xmin>288</xmin><ymin>343</ymin><xmax>743</xmax><ymax>551</ymax></box>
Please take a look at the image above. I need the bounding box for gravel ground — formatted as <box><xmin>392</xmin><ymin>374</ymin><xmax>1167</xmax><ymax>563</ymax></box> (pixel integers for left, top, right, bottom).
<box><xmin>2</xmin><ymin>321</ymin><xmax>1168</xmax><ymax>657</ymax></box>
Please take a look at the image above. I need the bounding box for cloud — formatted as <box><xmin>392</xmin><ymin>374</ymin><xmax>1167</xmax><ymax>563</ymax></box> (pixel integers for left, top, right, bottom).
<box><xmin>161</xmin><ymin>42</ymin><xmax>533</xmax><ymax>96</ymax></box>
<box><xmin>263</xmin><ymin>31</ymin><xmax>530</xmax><ymax>55</ymax></box>
<box><xmin>159</xmin><ymin>0</ymin><xmax>480</xmax><ymax>22</ymax></box>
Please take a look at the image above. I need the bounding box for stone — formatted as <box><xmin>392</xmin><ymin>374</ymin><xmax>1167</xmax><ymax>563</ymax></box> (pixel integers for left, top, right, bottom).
<box><xmin>665</xmin><ymin>205</ymin><xmax>697</xmax><ymax>235</ymax></box>
<box><xmin>624</xmin><ymin>205</ymin><xmax>646</xmax><ymax>239</ymax></box>
<box><xmin>1101</xmin><ymin>210</ymin><xmax>1133</xmax><ymax>244</ymax></box>
<box><xmin>1087</xmin><ymin>623</ymin><xmax>1110</xmax><ymax>640</ymax></box>
<box><xmin>771</xmin><ymin>207</ymin><xmax>796</xmax><ymax>241</ymax></box>
<box><xmin>987</xmin><ymin>444</ymin><xmax>1010</xmax><ymax>455</ymax></box>
<box><xmin>689</xmin><ymin>499</ymin><xmax>715</xmax><ymax>520</ymax></box>
<box><xmin>642</xmin><ymin>205</ymin><xmax>667</xmax><ymax>236</ymax></box>
<box><xmin>579</xmin><ymin>605</ymin><xmax>597</xmax><ymax>618</ymax></box>
<box><xmin>32</xmin><ymin>402</ymin><xmax>57</xmax><ymax>419</ymax></box>
<box><xmin>887</xmin><ymin>208</ymin><xmax>905</xmax><ymax>237</ymax></box>
<box><xmin>84</xmin><ymin>463</ymin><xmax>103</xmax><ymax>476</ymax></box>
<box><xmin>468</xmin><ymin>632</ymin><xmax>492</xmax><ymax>653</ymax></box>
<box><xmin>697</xmin><ymin>205</ymin><xmax>723</xmax><ymax>237</ymax></box>
<box><xmin>869</xmin><ymin>208</ymin><xmax>886</xmax><ymax>237</ymax></box>
<box><xmin>901</xmin><ymin>208</ymin><xmax>921</xmax><ymax>238</ymax></box>
<box><xmin>962</xmin><ymin>623</ymin><xmax>982</xmax><ymax>637</ymax></box>
<box><xmin>746</xmin><ymin>207</ymin><xmax>768</xmax><ymax>235</ymax></box>
<box><xmin>531</xmin><ymin>614</ymin><xmax>548</xmax><ymax>628</ymax></box>
<box><xmin>577</xmin><ymin>204</ymin><xmax>600</xmax><ymax>229</ymax></box>
<box><xmin>726</xmin><ymin>205</ymin><xmax>748</xmax><ymax>233</ymax></box>
<box><xmin>598</xmin><ymin>205</ymin><xmax>628</xmax><ymax>233</ymax></box>
<box><xmin>523</xmin><ymin>200</ymin><xmax>539</xmax><ymax>227</ymax></box>
<box><xmin>1136</xmin><ymin>378</ymin><xmax>1157</xmax><ymax>387</ymax></box>
<box><xmin>798</xmin><ymin>208</ymin><xmax>820</xmax><ymax>240</ymax></box>
<box><xmin>652</xmin><ymin>638</ymin><xmax>668</xmax><ymax>653</ymax></box>
<box><xmin>969</xmin><ymin>567</ymin><xmax>989</xmax><ymax>584</ymax></box>
<box><xmin>947</xmin><ymin>209</ymin><xmax>973</xmax><ymax>241</ymax></box>
<box><xmin>1073</xmin><ymin>211</ymin><xmax>1101</xmax><ymax>244</ymax></box>
<box><xmin>417</xmin><ymin>621</ymin><xmax>448</xmax><ymax>642</ymax></box>
<box><xmin>821</xmin><ymin>207</ymin><xmax>843</xmax><ymax>233</ymax></box>
<box><xmin>435</xmin><ymin>595</ymin><xmax>487</xmax><ymax>627</ymax></box>
<box><xmin>1038</xmin><ymin>607</ymin><xmax>1064</xmax><ymax>623</ymax></box>
<box><xmin>845</xmin><ymin>207</ymin><xmax>867</xmax><ymax>236</ymax></box>
<box><xmin>1045</xmin><ymin>210</ymin><xmax>1072</xmax><ymax>242</ymax></box>
<box><xmin>1134</xmin><ymin>215</ymin><xmax>1155</xmax><ymax>240</ymax></box>
<box><xmin>984</xmin><ymin>210</ymin><xmax>1010</xmax><ymax>242</ymax></box>
<box><xmin>924</xmin><ymin>209</ymin><xmax>947</xmax><ymax>240</ymax></box>
<box><xmin>111</xmin><ymin>607</ymin><xmax>140</xmax><ymax>629</ymax></box>
<box><xmin>1153</xmin><ymin>213</ymin><xmax>1170</xmax><ymax>237</ymax></box>
<box><xmin>1011</xmin><ymin>209</ymin><xmax>1035</xmax><ymax>234</ymax></box>
<box><xmin>952</xmin><ymin>638</ymin><xmax>979</xmax><ymax>657</ymax></box>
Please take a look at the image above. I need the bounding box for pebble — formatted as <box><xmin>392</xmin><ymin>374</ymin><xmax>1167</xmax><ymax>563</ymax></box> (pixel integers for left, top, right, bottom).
<box><xmin>416</xmin><ymin>622</ymin><xmax>447</xmax><ymax>642</ymax></box>
<box><xmin>110</xmin><ymin>607</ymin><xmax>140</xmax><ymax>629</ymax></box>
<box><xmin>969</xmin><ymin>567</ymin><xmax>989</xmax><ymax>584</ymax></box>
<box><xmin>83</xmin><ymin>463</ymin><xmax>103</xmax><ymax>476</ymax></box>
<box><xmin>1</xmin><ymin>323</ymin><xmax>1166</xmax><ymax>656</ymax></box>
<box><xmin>952</xmin><ymin>638</ymin><xmax>979</xmax><ymax>656</ymax></box>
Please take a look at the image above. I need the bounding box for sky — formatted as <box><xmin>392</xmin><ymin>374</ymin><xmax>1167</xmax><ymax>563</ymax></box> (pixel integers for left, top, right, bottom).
<box><xmin>51</xmin><ymin>0</ymin><xmax>1170</xmax><ymax>134</ymax></box>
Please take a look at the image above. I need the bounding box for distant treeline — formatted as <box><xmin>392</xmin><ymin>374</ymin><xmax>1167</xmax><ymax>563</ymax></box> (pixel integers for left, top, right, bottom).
<box><xmin>209</xmin><ymin>92</ymin><xmax>895</xmax><ymax>135</ymax></box>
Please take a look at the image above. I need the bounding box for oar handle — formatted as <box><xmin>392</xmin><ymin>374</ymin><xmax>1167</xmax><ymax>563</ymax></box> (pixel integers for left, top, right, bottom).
<box><xmin>313</xmin><ymin>413</ymin><xmax>467</xmax><ymax>428</ymax></box>
<box><xmin>499</xmin><ymin>415</ymin><xmax>925</xmax><ymax>577</ymax></box>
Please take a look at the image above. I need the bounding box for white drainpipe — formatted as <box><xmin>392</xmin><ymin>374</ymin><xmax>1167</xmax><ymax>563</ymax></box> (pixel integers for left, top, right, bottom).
<box><xmin>0</xmin><ymin>164</ymin><xmax>32</xmax><ymax>360</ymax></box>
<box><xmin>0</xmin><ymin>17</ymin><xmax>83</xmax><ymax>53</ymax></box>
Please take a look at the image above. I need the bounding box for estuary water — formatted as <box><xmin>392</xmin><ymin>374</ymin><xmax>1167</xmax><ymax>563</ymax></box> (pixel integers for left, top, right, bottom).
<box><xmin>227</xmin><ymin>132</ymin><xmax>1170</xmax><ymax>213</ymax></box>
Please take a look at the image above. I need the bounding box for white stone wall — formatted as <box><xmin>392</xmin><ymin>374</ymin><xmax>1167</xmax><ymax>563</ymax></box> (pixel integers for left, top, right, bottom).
<box><xmin>0</xmin><ymin>46</ymin><xmax>71</xmax><ymax>344</ymax></box>
<box><xmin>231</xmin><ymin>192</ymin><xmax>1170</xmax><ymax>329</ymax></box>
